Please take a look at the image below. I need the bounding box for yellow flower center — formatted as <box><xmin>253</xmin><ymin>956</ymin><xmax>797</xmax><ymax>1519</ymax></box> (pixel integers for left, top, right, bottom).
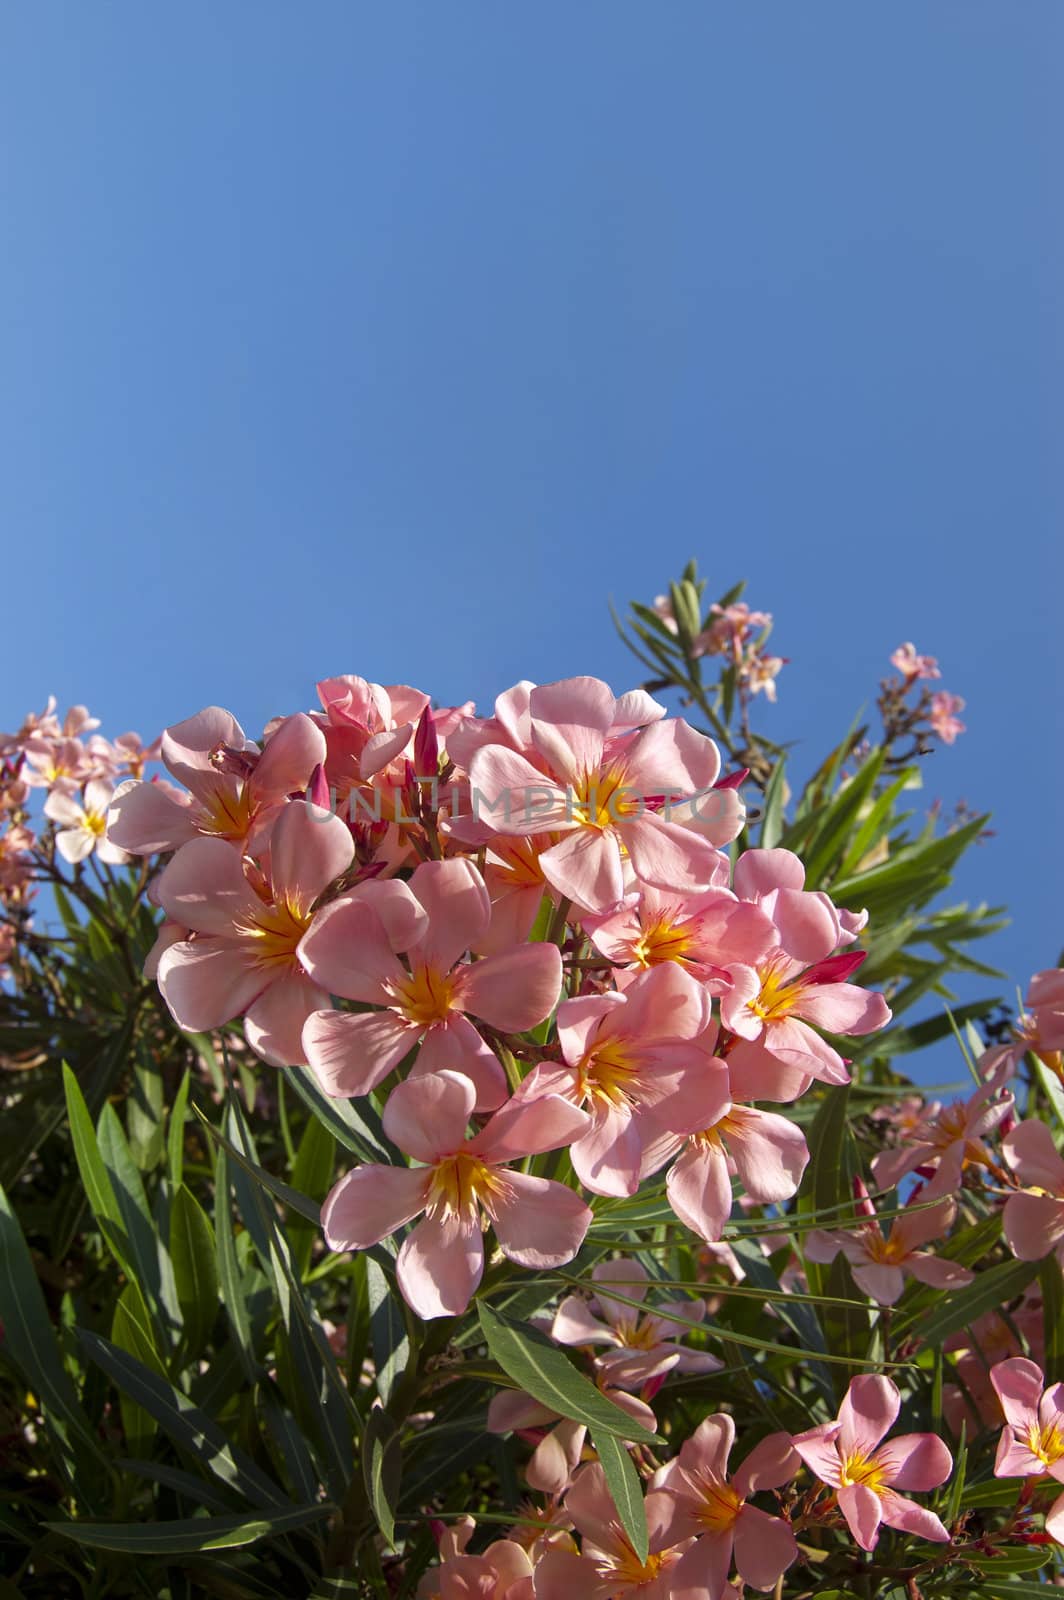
<box><xmin>631</xmin><ymin>915</ymin><xmax>696</xmax><ymax>968</ymax></box>
<box><xmin>201</xmin><ymin>784</ymin><xmax>254</xmax><ymax>842</ymax></box>
<box><xmin>570</xmin><ymin>767</ymin><xmax>639</xmax><ymax>830</ymax></box>
<box><xmin>84</xmin><ymin>810</ymin><xmax>107</xmax><ymax>838</ymax></box>
<box><xmin>750</xmin><ymin>961</ymin><xmax>806</xmax><ymax>1022</ymax></box>
<box><xmin>238</xmin><ymin>898</ymin><xmax>310</xmax><ymax>970</ymax></box>
<box><xmin>839</xmin><ymin>1450</ymin><xmax>888</xmax><ymax>1493</ymax></box>
<box><xmin>863</xmin><ymin>1229</ymin><xmax>907</xmax><ymax>1264</ymax></box>
<box><xmin>612</xmin><ymin>1315</ymin><xmax>661</xmax><ymax>1352</ymax></box>
<box><xmin>577</xmin><ymin>1037</ymin><xmax>639</xmax><ymax>1110</ymax></box>
<box><xmin>425</xmin><ymin>1153</ymin><xmax>506</xmax><ymax>1220</ymax></box>
<box><xmin>604</xmin><ymin>1542</ymin><xmax>671</xmax><ymax>1587</ymax></box>
<box><xmin>1027</xmin><ymin>1422</ymin><xmax>1064</xmax><ymax>1468</ymax></box>
<box><xmin>694</xmin><ymin>1477</ymin><xmax>744</xmax><ymax>1534</ymax></box>
<box><xmin>389</xmin><ymin>965</ymin><xmax>458</xmax><ymax>1027</ymax></box>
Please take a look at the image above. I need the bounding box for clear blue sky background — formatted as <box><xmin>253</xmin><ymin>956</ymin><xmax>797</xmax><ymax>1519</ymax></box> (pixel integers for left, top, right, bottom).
<box><xmin>1</xmin><ymin>5</ymin><xmax>1061</xmax><ymax>1071</ymax></box>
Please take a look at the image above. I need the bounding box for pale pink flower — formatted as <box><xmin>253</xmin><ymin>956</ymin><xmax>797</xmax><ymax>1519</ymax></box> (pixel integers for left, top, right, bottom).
<box><xmin>747</xmin><ymin>654</ymin><xmax>785</xmax><ymax>701</ymax></box>
<box><xmin>928</xmin><ymin>691</ymin><xmax>966</xmax><ymax>744</ymax></box>
<box><xmin>0</xmin><ymin>697</ymin><xmax>60</xmax><ymax>756</ymax></box>
<box><xmin>299</xmin><ymin>857</ymin><xmax>562</xmax><ymax>1112</ymax></box>
<box><xmin>890</xmin><ymin>643</ymin><xmax>940</xmax><ymax>683</ymax></box>
<box><xmin>805</xmin><ymin>1187</ymin><xmax>973</xmax><ymax>1305</ymax></box>
<box><xmin>990</xmin><ymin>1358</ymin><xmax>1064</xmax><ymax>1540</ymax></box>
<box><xmin>44</xmin><ymin>780</ymin><xmax>130</xmax><ymax>866</ymax></box>
<box><xmin>154</xmin><ymin>800</ymin><xmax>354</xmax><ymax>1066</ymax></box>
<box><xmin>487</xmin><ymin>1383</ymin><xmax>656</xmax><ymax>1497</ymax></box>
<box><xmin>791</xmin><ymin>1375</ymin><xmax>952</xmax><ymax>1551</ymax></box>
<box><xmin>509</xmin><ymin>963</ymin><xmax>716</xmax><ymax>1197</ymax></box>
<box><xmin>22</xmin><ymin>736</ymin><xmax>94</xmax><ymax>793</ymax></box>
<box><xmin>533</xmin><ymin>1462</ymin><xmax>691</xmax><ymax>1599</ymax></box>
<box><xmin>466</xmin><ymin>676</ymin><xmax>743</xmax><ymax>914</ymax></box>
<box><xmin>581</xmin><ymin>881</ymin><xmax>775</xmax><ymax>988</ymax></box>
<box><xmin>943</xmin><ymin>1298</ymin><xmax>1044</xmax><ymax>1434</ymax></box>
<box><xmin>418</xmin><ymin>1518</ymin><xmax>534</xmax><ymax>1600</ymax></box>
<box><xmin>730</xmin><ymin>849</ymin><xmax>854</xmax><ymax>965</ymax></box>
<box><xmin>109</xmin><ymin>731</ymin><xmax>163</xmax><ymax>779</ymax></box>
<box><xmin>984</xmin><ymin>969</ymin><xmax>1064</xmax><ymax>1083</ymax></box>
<box><xmin>1002</xmin><ymin>1119</ymin><xmax>1064</xmax><ymax>1261</ymax></box>
<box><xmin>871</xmin><ymin>1082</ymin><xmax>1012</xmax><ymax>1193</ymax></box>
<box><xmin>653</xmin><ymin>1415</ymin><xmax>799</xmax><ymax>1596</ymax></box>
<box><xmin>107</xmin><ymin>706</ymin><xmax>325</xmax><ymax>855</ymax></box>
<box><xmin>651</xmin><ymin>596</ymin><xmax>680</xmax><ymax>636</ymax></box>
<box><xmin>321</xmin><ymin>1071</ymin><xmax>591</xmax><ymax>1319</ymax></box>
<box><xmin>550</xmin><ymin>1261</ymin><xmax>721</xmax><ymax>1392</ymax></box>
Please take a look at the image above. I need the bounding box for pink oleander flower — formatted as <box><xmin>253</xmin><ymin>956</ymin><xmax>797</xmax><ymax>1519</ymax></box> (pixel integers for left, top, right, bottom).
<box><xmin>928</xmin><ymin>691</ymin><xmax>966</xmax><ymax>744</ymax></box>
<box><xmin>550</xmin><ymin>1260</ymin><xmax>722</xmax><ymax>1391</ymax></box>
<box><xmin>418</xmin><ymin>1519</ymin><xmax>535</xmax><ymax>1600</ymax></box>
<box><xmin>154</xmin><ymin>799</ymin><xmax>354</xmax><ymax>1066</ymax></box>
<box><xmin>651</xmin><ymin>595</ymin><xmax>680</xmax><ymax>637</ymax></box>
<box><xmin>107</xmin><ymin>706</ymin><xmax>326</xmax><ymax>855</ymax></box>
<box><xmin>22</xmin><ymin>735</ymin><xmax>95</xmax><ymax>793</ymax></box>
<box><xmin>299</xmin><ymin>857</ymin><xmax>562</xmax><ymax>1112</ymax></box>
<box><xmin>510</xmin><ymin>962</ymin><xmax>716</xmax><ymax>1197</ymax></box>
<box><xmin>871</xmin><ymin>1082</ymin><xmax>1012</xmax><ymax>1193</ymax></box>
<box><xmin>791</xmin><ymin>1375</ymin><xmax>952</xmax><ymax>1551</ymax></box>
<box><xmin>44</xmin><ymin>780</ymin><xmax>130</xmax><ymax>866</ymax></box>
<box><xmin>990</xmin><ymin>1358</ymin><xmax>1064</xmax><ymax>1540</ymax></box>
<box><xmin>981</xmin><ymin>969</ymin><xmax>1064</xmax><ymax>1083</ymax></box>
<box><xmin>0</xmin><ymin>823</ymin><xmax>35</xmax><ymax>891</ymax></box>
<box><xmin>747</xmin><ymin>653</ymin><xmax>785</xmax><ymax>701</ymax></box>
<box><xmin>653</xmin><ymin>1415</ymin><xmax>800</xmax><ymax>1597</ymax></box>
<box><xmin>943</xmin><ymin>1297</ymin><xmax>1045</xmax><ymax>1434</ymax></box>
<box><xmin>321</xmin><ymin>1070</ymin><xmax>592</xmax><ymax>1319</ymax></box>
<box><xmin>533</xmin><ymin>1462</ymin><xmax>691</xmax><ymax>1599</ymax></box>
<box><xmin>109</xmin><ymin>731</ymin><xmax>163</xmax><ymax>779</ymax></box>
<box><xmin>487</xmin><ymin>1383</ymin><xmax>656</xmax><ymax>1498</ymax></box>
<box><xmin>581</xmin><ymin>880</ymin><xmax>776</xmax><ymax>988</ymax></box>
<box><xmin>805</xmin><ymin>1184</ymin><xmax>973</xmax><ymax>1305</ymax></box>
<box><xmin>0</xmin><ymin>697</ymin><xmax>61</xmax><ymax>756</ymax></box>
<box><xmin>630</xmin><ymin>1030</ymin><xmax>806</xmax><ymax>1241</ymax></box>
<box><xmin>729</xmin><ymin>848</ymin><xmax>866</xmax><ymax>963</ymax></box>
<box><xmin>890</xmin><ymin>643</ymin><xmax>941</xmax><ymax>683</ymax></box>
<box><xmin>700</xmin><ymin>602</ymin><xmax>773</xmax><ymax>659</ymax></box>
<box><xmin>1002</xmin><ymin>1119</ymin><xmax>1064</xmax><ymax>1261</ymax></box>
<box><xmin>465</xmin><ymin>676</ymin><xmax>744</xmax><ymax>914</ymax></box>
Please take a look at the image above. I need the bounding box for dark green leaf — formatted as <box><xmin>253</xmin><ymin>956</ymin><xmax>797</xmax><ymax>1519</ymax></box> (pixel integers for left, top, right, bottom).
<box><xmin>596</xmin><ymin>1432</ymin><xmax>648</xmax><ymax>1564</ymax></box>
<box><xmin>361</xmin><ymin>1405</ymin><xmax>401</xmax><ymax>1548</ymax></box>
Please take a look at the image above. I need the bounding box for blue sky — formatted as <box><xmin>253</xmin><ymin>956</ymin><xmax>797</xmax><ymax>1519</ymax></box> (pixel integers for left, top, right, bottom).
<box><xmin>1</xmin><ymin>5</ymin><xmax>1061</xmax><ymax>1059</ymax></box>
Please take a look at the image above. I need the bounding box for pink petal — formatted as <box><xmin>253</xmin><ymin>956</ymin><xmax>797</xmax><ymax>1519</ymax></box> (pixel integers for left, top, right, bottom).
<box><xmin>680</xmin><ymin>1413</ymin><xmax>736</xmax><ymax>1479</ymax></box>
<box><xmin>470</xmin><ymin>1093</ymin><xmax>589</xmax><ymax>1163</ymax></box>
<box><xmin>565</xmin><ymin>1461</ymin><xmax>626</xmax><ymax>1549</ymax></box>
<box><xmin>157</xmin><ymin>939</ymin><xmax>265</xmax><ymax>1031</ymax></box>
<box><xmin>244</xmin><ymin>973</ymin><xmax>326</xmax><ymax>1067</ymax></box>
<box><xmin>838</xmin><ymin>1376</ymin><xmax>900</xmax><ymax>1456</ymax></box>
<box><xmin>267</xmin><ymin>801</ymin><xmax>354</xmax><ymax>914</ymax></box>
<box><xmin>382</xmin><ymin>1070</ymin><xmax>478</xmax><ymax>1162</ymax></box>
<box><xmin>459</xmin><ymin>942</ymin><xmax>562</xmax><ymax>1031</ymax></box>
<box><xmin>762</xmin><ymin>1016</ymin><xmax>851</xmax><ymax>1085</ymax></box>
<box><xmin>995</xmin><ymin>1431</ymin><xmax>1045</xmax><ymax>1477</ymax></box>
<box><xmin>877</xmin><ymin>1489</ymin><xmax>949</xmax><ymax>1543</ymax></box>
<box><xmin>486</xmin><ymin>1391</ymin><xmax>559</xmax><ymax>1432</ymax></box>
<box><xmin>891</xmin><ymin>1196</ymin><xmax>955</xmax><ymax>1253</ymax></box>
<box><xmin>251</xmin><ymin>713</ymin><xmax>326</xmax><ymax>806</ymax></box>
<box><xmin>732</xmin><ymin>847</ymin><xmax>805</xmax><ymax>901</ymax></box>
<box><xmin>161</xmin><ymin>707</ymin><xmax>246</xmax><ymax>804</ymax></box>
<box><xmin>487</xmin><ymin>1171</ymin><xmax>592</xmax><ymax>1268</ymax></box>
<box><xmin>619</xmin><ymin>813</ymin><xmax>719</xmax><ymax>896</ymax></box>
<box><xmin>156</xmin><ymin>837</ymin><xmax>262</xmax><ymax>935</ymax></box>
<box><xmin>528</xmin><ymin>676</ymin><xmax>613</xmax><ymax>785</ymax></box>
<box><xmin>43</xmin><ymin>789</ymin><xmax>84</xmax><ymax>828</ymax></box>
<box><xmin>538</xmin><ymin>828</ymin><xmax>624</xmax><ymax>914</ymax></box>
<box><xmin>851</xmin><ymin>1262</ymin><xmax>907</xmax><ymax>1306</ymax></box>
<box><xmin>409</xmin><ymin>858</ymin><xmax>491</xmax><ymax>971</ymax></box>
<box><xmin>531</xmin><ymin>1550</ymin><xmax>601</xmax><ymax>1600</ymax></box>
<box><xmin>349</xmin><ymin>877</ymin><xmax>429</xmax><ymax>951</ymax></box>
<box><xmin>556</xmin><ymin>991</ymin><xmax>627</xmax><ymax>1066</ymax></box>
<box><xmin>321</xmin><ymin>1163</ymin><xmax>430</xmax><ymax>1250</ymax></box>
<box><xmin>618</xmin><ymin>961</ymin><xmax>713</xmax><ymax>1042</ymax></box>
<box><xmin>571</xmin><ymin>1103</ymin><xmax>643</xmax><ymax>1198</ymax></box>
<box><xmin>1003</xmin><ymin>1119</ymin><xmax>1064</xmax><ymax>1191</ymax></box>
<box><xmin>793</xmin><ymin>982</ymin><xmax>891</xmax><ymax>1035</ymax></box>
<box><xmin>467</xmin><ymin>745</ymin><xmax>570</xmax><ymax>834</ymax></box>
<box><xmin>296</xmin><ymin>897</ymin><xmax>403</xmax><ymax>1002</ymax></box>
<box><xmin>55</xmin><ymin>827</ymin><xmax>95</xmax><ymax>864</ymax></box>
<box><xmin>881</xmin><ymin>1433</ymin><xmax>953</xmax><ymax>1491</ymax></box>
<box><xmin>906</xmin><ymin>1254</ymin><xmax>974</xmax><ymax>1292</ymax></box>
<box><xmin>624</xmin><ymin>716</ymin><xmax>721</xmax><ymax>795</ymax></box>
<box><xmin>303</xmin><ymin>1008</ymin><xmax>413</xmax><ymax>1097</ymax></box>
<box><xmin>726</xmin><ymin>1107</ymin><xmax>809</xmax><ymax>1203</ymax></box>
<box><xmin>989</xmin><ymin>1357</ymin><xmax>1045</xmax><ymax>1432</ymax></box>
<box><xmin>527</xmin><ymin>1419</ymin><xmax>587</xmax><ymax>1496</ymax></box>
<box><xmin>106</xmin><ymin>778</ymin><xmax>199</xmax><ymax>854</ymax></box>
<box><xmin>837</xmin><ymin>1483</ymin><xmax>882</xmax><ymax>1551</ymax></box>
<box><xmin>396</xmin><ymin>1209</ymin><xmax>484</xmax><ymax>1318</ymax></box>
<box><xmin>411</xmin><ymin>1014</ymin><xmax>508</xmax><ymax>1112</ymax></box>
<box><xmin>1003</xmin><ymin>1193</ymin><xmax>1064</xmax><ymax>1260</ymax></box>
<box><xmin>672</xmin><ymin>1530</ymin><xmax>733</xmax><ymax>1600</ymax></box>
<box><xmin>733</xmin><ymin>1505</ymin><xmax>797</xmax><ymax>1590</ymax></box>
<box><xmin>733</xmin><ymin>1432</ymin><xmax>801</xmax><ymax>1497</ymax></box>
<box><xmin>771</xmin><ymin>887</ymin><xmax>839</xmax><ymax>964</ymax></box>
<box><xmin>551</xmin><ymin>1295</ymin><xmax>617</xmax><ymax>1347</ymax></box>
<box><xmin>666</xmin><ymin>1142</ymin><xmax>734</xmax><ymax>1244</ymax></box>
<box><xmin>790</xmin><ymin>1423</ymin><xmax>842</xmax><ymax>1487</ymax></box>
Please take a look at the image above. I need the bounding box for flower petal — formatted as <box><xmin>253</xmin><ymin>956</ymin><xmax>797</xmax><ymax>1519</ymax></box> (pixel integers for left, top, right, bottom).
<box><xmin>321</xmin><ymin>1164</ymin><xmax>430</xmax><ymax>1250</ymax></box>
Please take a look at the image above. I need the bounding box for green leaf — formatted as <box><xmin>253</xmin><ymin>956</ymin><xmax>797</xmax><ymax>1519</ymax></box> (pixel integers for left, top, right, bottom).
<box><xmin>284</xmin><ymin>1065</ymin><xmax>393</xmax><ymax>1164</ymax></box>
<box><xmin>1041</xmin><ymin>1256</ymin><xmax>1064</xmax><ymax>1386</ymax></box>
<box><xmin>368</xmin><ymin>1257</ymin><xmax>410</xmax><ymax>1407</ymax></box>
<box><xmin>167</xmin><ymin>1069</ymin><xmax>192</xmax><ymax>1187</ymax></box>
<box><xmin>801</xmin><ymin>748</ymin><xmax>886</xmax><ymax>888</ymax></box>
<box><xmin>111</xmin><ymin>1281</ymin><xmax>165</xmax><ymax>1458</ymax></box>
<box><xmin>477</xmin><ymin>1303</ymin><xmax>656</xmax><ymax>1444</ymax></box>
<box><xmin>47</xmin><ymin>1503</ymin><xmax>332</xmax><ymax>1555</ymax></box>
<box><xmin>63</xmin><ymin>1062</ymin><xmax>133</xmax><ymax>1274</ymax></box>
<box><xmin>81</xmin><ymin>1330</ymin><xmax>289</xmax><ymax>1508</ymax></box>
<box><xmin>361</xmin><ymin>1404</ymin><xmax>401</xmax><ymax>1548</ymax></box>
<box><xmin>965</xmin><ymin>1547</ymin><xmax>1052</xmax><ymax>1574</ymax></box>
<box><xmin>213</xmin><ymin>1148</ymin><xmax>259</xmax><ymax>1382</ymax></box>
<box><xmin>759</xmin><ymin>757</ymin><xmax>788</xmax><ymax>849</ymax></box>
<box><xmin>98</xmin><ymin>1101</ymin><xmax>172</xmax><ymax>1334</ymax></box>
<box><xmin>911</xmin><ymin>1257</ymin><xmax>1043</xmax><ymax>1349</ymax></box>
<box><xmin>0</xmin><ymin>1180</ymin><xmax>105</xmax><ymax>1489</ymax></box>
<box><xmin>596</xmin><ymin>1431</ymin><xmax>648</xmax><ymax>1564</ymax></box>
<box><xmin>193</xmin><ymin>1106</ymin><xmax>322</xmax><ymax>1224</ymax></box>
<box><xmin>289</xmin><ymin>1116</ymin><xmax>336</xmax><ymax>1278</ymax></box>
<box><xmin>1034</xmin><ymin>1058</ymin><xmax>1064</xmax><ymax>1133</ymax></box>
<box><xmin>170</xmin><ymin>1184</ymin><xmax>220</xmax><ymax>1357</ymax></box>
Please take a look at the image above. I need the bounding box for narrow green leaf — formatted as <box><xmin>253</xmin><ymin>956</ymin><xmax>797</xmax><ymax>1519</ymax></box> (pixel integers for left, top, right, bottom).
<box><xmin>193</xmin><ymin>1106</ymin><xmax>322</xmax><ymax>1224</ymax></box>
<box><xmin>477</xmin><ymin>1303</ymin><xmax>657</xmax><ymax>1444</ymax></box>
<box><xmin>1040</xmin><ymin>1256</ymin><xmax>1064</xmax><ymax>1386</ymax></box>
<box><xmin>170</xmin><ymin>1184</ymin><xmax>220</xmax><ymax>1357</ymax></box>
<box><xmin>284</xmin><ymin>1065</ymin><xmax>393</xmax><ymax>1164</ymax></box>
<box><xmin>368</xmin><ymin>1257</ymin><xmax>410</xmax><ymax>1407</ymax></box>
<box><xmin>167</xmin><ymin>1069</ymin><xmax>192</xmax><ymax>1186</ymax></box>
<box><xmin>362</xmin><ymin>1404</ymin><xmax>402</xmax><ymax>1548</ymax></box>
<box><xmin>213</xmin><ymin>1148</ymin><xmax>259</xmax><ymax>1381</ymax></box>
<box><xmin>911</xmin><ymin>1257</ymin><xmax>1042</xmax><ymax>1349</ymax></box>
<box><xmin>47</xmin><ymin>1502</ymin><xmax>331</xmax><ymax>1555</ymax></box>
<box><xmin>595</xmin><ymin>1432</ymin><xmax>647</xmax><ymax>1564</ymax></box>
<box><xmin>759</xmin><ymin>757</ymin><xmax>788</xmax><ymax>849</ymax></box>
<box><xmin>111</xmin><ymin>1281</ymin><xmax>165</xmax><ymax>1458</ymax></box>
